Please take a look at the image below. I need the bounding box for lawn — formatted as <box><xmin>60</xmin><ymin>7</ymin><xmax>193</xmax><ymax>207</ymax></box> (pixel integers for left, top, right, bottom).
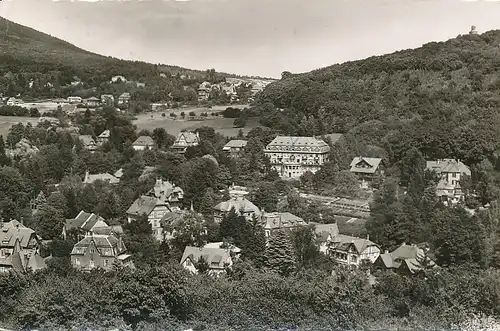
<box><xmin>133</xmin><ymin>105</ymin><xmax>262</xmax><ymax>137</ymax></box>
<box><xmin>0</xmin><ymin>116</ymin><xmax>39</xmax><ymax>138</ymax></box>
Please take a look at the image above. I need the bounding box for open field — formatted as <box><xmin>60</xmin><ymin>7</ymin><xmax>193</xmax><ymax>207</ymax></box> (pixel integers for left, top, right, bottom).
<box><xmin>0</xmin><ymin>116</ymin><xmax>39</xmax><ymax>137</ymax></box>
<box><xmin>133</xmin><ymin>104</ymin><xmax>262</xmax><ymax>137</ymax></box>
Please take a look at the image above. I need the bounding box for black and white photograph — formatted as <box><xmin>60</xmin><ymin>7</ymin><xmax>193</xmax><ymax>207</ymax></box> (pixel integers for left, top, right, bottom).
<box><xmin>0</xmin><ymin>0</ymin><xmax>500</xmax><ymax>330</ymax></box>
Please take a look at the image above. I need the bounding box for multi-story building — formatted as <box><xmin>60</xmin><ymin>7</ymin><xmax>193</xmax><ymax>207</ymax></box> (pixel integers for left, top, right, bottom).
<box><xmin>0</xmin><ymin>220</ymin><xmax>46</xmax><ymax>273</ymax></box>
<box><xmin>314</xmin><ymin>222</ymin><xmax>380</xmax><ymax>267</ymax></box>
<box><xmin>426</xmin><ymin>159</ymin><xmax>471</xmax><ymax>204</ymax></box>
<box><xmin>349</xmin><ymin>157</ymin><xmax>383</xmax><ymax>189</ymax></box>
<box><xmin>67</xmin><ymin>96</ymin><xmax>83</xmax><ymax>104</ymax></box>
<box><xmin>70</xmin><ymin>234</ymin><xmax>134</xmax><ymax>272</ymax></box>
<box><xmin>172</xmin><ymin>131</ymin><xmax>200</xmax><ymax>154</ymax></box>
<box><xmin>261</xmin><ymin>212</ymin><xmax>306</xmax><ymax>238</ymax></box>
<box><xmin>264</xmin><ymin>136</ymin><xmax>330</xmax><ymax>179</ymax></box>
<box><xmin>144</xmin><ymin>178</ymin><xmax>184</xmax><ymax>211</ymax></box>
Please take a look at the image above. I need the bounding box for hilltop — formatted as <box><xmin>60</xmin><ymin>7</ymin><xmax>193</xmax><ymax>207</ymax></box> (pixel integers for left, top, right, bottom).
<box><xmin>255</xmin><ymin>29</ymin><xmax>500</xmax><ymax>165</ymax></box>
<box><xmin>0</xmin><ymin>17</ymin><xmax>266</xmax><ymax>103</ymax></box>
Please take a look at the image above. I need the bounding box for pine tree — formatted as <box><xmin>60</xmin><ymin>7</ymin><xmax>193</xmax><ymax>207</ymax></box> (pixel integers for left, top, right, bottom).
<box><xmin>265</xmin><ymin>229</ymin><xmax>296</xmax><ymax>276</ymax></box>
<box><xmin>241</xmin><ymin>215</ymin><xmax>267</xmax><ymax>267</ymax></box>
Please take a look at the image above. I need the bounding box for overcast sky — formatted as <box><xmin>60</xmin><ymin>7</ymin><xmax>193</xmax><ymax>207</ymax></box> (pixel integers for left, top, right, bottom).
<box><xmin>1</xmin><ymin>0</ymin><xmax>500</xmax><ymax>77</ymax></box>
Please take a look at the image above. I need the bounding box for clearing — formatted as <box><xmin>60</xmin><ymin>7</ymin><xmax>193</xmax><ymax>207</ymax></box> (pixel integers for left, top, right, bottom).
<box><xmin>133</xmin><ymin>104</ymin><xmax>262</xmax><ymax>137</ymax></box>
<box><xmin>0</xmin><ymin>116</ymin><xmax>39</xmax><ymax>138</ymax></box>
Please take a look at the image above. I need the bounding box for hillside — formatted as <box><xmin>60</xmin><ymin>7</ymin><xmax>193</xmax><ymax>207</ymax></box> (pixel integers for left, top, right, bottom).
<box><xmin>255</xmin><ymin>29</ymin><xmax>500</xmax><ymax>166</ymax></box>
<box><xmin>0</xmin><ymin>17</ymin><xmax>240</xmax><ymax>102</ymax></box>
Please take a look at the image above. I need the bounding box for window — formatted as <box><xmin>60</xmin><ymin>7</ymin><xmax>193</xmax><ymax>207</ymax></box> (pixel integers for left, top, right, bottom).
<box><xmin>89</xmin><ymin>260</ymin><xmax>95</xmax><ymax>268</ymax></box>
<box><xmin>103</xmin><ymin>259</ymin><xmax>109</xmax><ymax>267</ymax></box>
<box><xmin>186</xmin><ymin>259</ymin><xmax>192</xmax><ymax>267</ymax></box>
<box><xmin>75</xmin><ymin>258</ymin><xmax>80</xmax><ymax>266</ymax></box>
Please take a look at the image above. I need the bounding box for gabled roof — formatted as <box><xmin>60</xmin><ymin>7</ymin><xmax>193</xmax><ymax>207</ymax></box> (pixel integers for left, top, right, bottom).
<box><xmin>376</xmin><ymin>243</ymin><xmax>437</xmax><ymax>272</ymax></box>
<box><xmin>64</xmin><ymin>211</ymin><xmax>108</xmax><ymax>232</ymax></box>
<box><xmin>92</xmin><ymin>225</ymin><xmax>124</xmax><ymax>236</ymax></box>
<box><xmin>0</xmin><ymin>220</ymin><xmax>37</xmax><ymax>248</ymax></box>
<box><xmin>83</xmin><ymin>173</ymin><xmax>120</xmax><ymax>185</ymax></box>
<box><xmin>213</xmin><ymin>197</ymin><xmax>260</xmax><ymax>215</ymax></box>
<box><xmin>118</xmin><ymin>92</ymin><xmax>131</xmax><ymax>99</ymax></box>
<box><xmin>180</xmin><ymin>246</ymin><xmax>232</xmax><ymax>270</ymax></box>
<box><xmin>147</xmin><ymin>179</ymin><xmax>184</xmax><ymax>202</ymax></box>
<box><xmin>79</xmin><ymin>135</ymin><xmax>96</xmax><ymax>146</ymax></box>
<box><xmin>175</xmin><ymin>132</ymin><xmax>199</xmax><ymax>144</ymax></box>
<box><xmin>223</xmin><ymin>140</ymin><xmax>247</xmax><ymax>149</ymax></box>
<box><xmin>127</xmin><ymin>196</ymin><xmax>167</xmax><ymax>216</ymax></box>
<box><xmin>86</xmin><ymin>97</ymin><xmax>100</xmax><ymax>102</ymax></box>
<box><xmin>426</xmin><ymin>159</ymin><xmax>471</xmax><ymax>176</ymax></box>
<box><xmin>329</xmin><ymin>234</ymin><xmax>378</xmax><ymax>254</ymax></box>
<box><xmin>133</xmin><ymin>136</ymin><xmax>154</xmax><ymax>147</ymax></box>
<box><xmin>262</xmin><ymin>212</ymin><xmax>305</xmax><ymax>230</ymax></box>
<box><xmin>312</xmin><ymin>222</ymin><xmax>340</xmax><ymax>241</ymax></box>
<box><xmin>350</xmin><ymin>157</ymin><xmax>382</xmax><ymax>174</ymax></box>
<box><xmin>71</xmin><ymin>234</ymin><xmax>127</xmax><ymax>256</ymax></box>
<box><xmin>98</xmin><ymin>130</ymin><xmax>110</xmax><ymax>139</ymax></box>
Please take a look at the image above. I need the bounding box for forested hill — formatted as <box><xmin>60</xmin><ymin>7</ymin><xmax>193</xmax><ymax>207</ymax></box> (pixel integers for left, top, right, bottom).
<box><xmin>0</xmin><ymin>17</ymin><xmax>240</xmax><ymax>101</ymax></box>
<box><xmin>255</xmin><ymin>29</ymin><xmax>500</xmax><ymax>165</ymax></box>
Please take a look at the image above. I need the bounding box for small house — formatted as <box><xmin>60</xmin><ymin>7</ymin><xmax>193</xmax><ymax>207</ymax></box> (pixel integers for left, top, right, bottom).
<box><xmin>180</xmin><ymin>246</ymin><xmax>233</xmax><ymax>276</ymax></box>
<box><xmin>132</xmin><ymin>136</ymin><xmax>155</xmax><ymax>151</ymax></box>
<box><xmin>213</xmin><ymin>196</ymin><xmax>260</xmax><ymax>223</ymax></box>
<box><xmin>223</xmin><ymin>140</ymin><xmax>247</xmax><ymax>157</ymax></box>
<box><xmin>349</xmin><ymin>157</ymin><xmax>383</xmax><ymax>189</ymax></box>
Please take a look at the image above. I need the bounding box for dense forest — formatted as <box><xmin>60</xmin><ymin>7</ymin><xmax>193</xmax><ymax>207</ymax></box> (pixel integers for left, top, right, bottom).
<box><xmin>255</xmin><ymin>30</ymin><xmax>500</xmax><ymax>165</ymax></box>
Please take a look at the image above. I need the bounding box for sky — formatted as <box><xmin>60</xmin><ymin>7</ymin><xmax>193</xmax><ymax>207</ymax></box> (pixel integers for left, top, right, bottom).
<box><xmin>0</xmin><ymin>0</ymin><xmax>500</xmax><ymax>78</ymax></box>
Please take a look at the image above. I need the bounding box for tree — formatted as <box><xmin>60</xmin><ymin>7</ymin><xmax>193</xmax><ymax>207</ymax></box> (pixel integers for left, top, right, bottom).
<box><xmin>233</xmin><ymin>117</ymin><xmax>246</xmax><ymax>128</ymax></box>
<box><xmin>218</xmin><ymin>208</ymin><xmax>246</xmax><ymax>246</ymax></box>
<box><xmin>240</xmin><ymin>215</ymin><xmax>267</xmax><ymax>267</ymax></box>
<box><xmin>251</xmin><ymin>182</ymin><xmax>279</xmax><ymax>212</ymax></box>
<box><xmin>195</xmin><ymin>255</ymin><xmax>210</xmax><ymax>275</ymax></box>
<box><xmin>265</xmin><ymin>229</ymin><xmax>296</xmax><ymax>276</ymax></box>
<box><xmin>290</xmin><ymin>225</ymin><xmax>321</xmax><ymax>269</ymax></box>
<box><xmin>0</xmin><ymin>135</ymin><xmax>11</xmax><ymax>166</ymax></box>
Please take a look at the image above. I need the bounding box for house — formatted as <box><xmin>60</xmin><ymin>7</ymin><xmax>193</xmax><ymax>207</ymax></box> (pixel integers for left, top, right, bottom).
<box><xmin>223</xmin><ymin>140</ymin><xmax>247</xmax><ymax>156</ymax></box>
<box><xmin>349</xmin><ymin>157</ymin><xmax>383</xmax><ymax>189</ymax></box>
<box><xmin>6</xmin><ymin>97</ymin><xmax>24</xmax><ymax>106</ymax></box>
<box><xmin>373</xmin><ymin>243</ymin><xmax>437</xmax><ymax>275</ymax></box>
<box><xmin>79</xmin><ymin>135</ymin><xmax>98</xmax><ymax>152</ymax></box>
<box><xmin>126</xmin><ymin>196</ymin><xmax>171</xmax><ymax>241</ymax></box>
<box><xmin>67</xmin><ymin>96</ymin><xmax>83</xmax><ymax>104</ymax></box>
<box><xmin>314</xmin><ymin>222</ymin><xmax>380</xmax><ymax>266</ymax></box>
<box><xmin>0</xmin><ymin>220</ymin><xmax>46</xmax><ymax>274</ymax></box>
<box><xmin>203</xmin><ymin>242</ymin><xmax>241</xmax><ymax>259</ymax></box>
<box><xmin>70</xmin><ymin>234</ymin><xmax>134</xmax><ymax>272</ymax></box>
<box><xmin>117</xmin><ymin>92</ymin><xmax>131</xmax><ymax>105</ymax></box>
<box><xmin>180</xmin><ymin>246</ymin><xmax>233</xmax><ymax>276</ymax></box>
<box><xmin>84</xmin><ymin>97</ymin><xmax>100</xmax><ymax>108</ymax></box>
<box><xmin>145</xmin><ymin>178</ymin><xmax>184</xmax><ymax>211</ymax></box>
<box><xmin>426</xmin><ymin>159</ymin><xmax>471</xmax><ymax>205</ymax></box>
<box><xmin>264</xmin><ymin>136</ymin><xmax>330</xmax><ymax>179</ymax></box>
<box><xmin>83</xmin><ymin>171</ymin><xmax>120</xmax><ymax>185</ymax></box>
<box><xmin>136</xmin><ymin>82</ymin><xmax>146</xmax><ymax>88</ymax></box>
<box><xmin>110</xmin><ymin>75</ymin><xmax>127</xmax><ymax>83</ymax></box>
<box><xmin>172</xmin><ymin>132</ymin><xmax>200</xmax><ymax>154</ymax></box>
<box><xmin>97</xmin><ymin>130</ymin><xmax>110</xmax><ymax>146</ymax></box>
<box><xmin>114</xmin><ymin>168</ymin><xmax>124</xmax><ymax>180</ymax></box>
<box><xmin>213</xmin><ymin>196</ymin><xmax>261</xmax><ymax>223</ymax></box>
<box><xmin>101</xmin><ymin>94</ymin><xmax>115</xmax><ymax>106</ymax></box>
<box><xmin>132</xmin><ymin>136</ymin><xmax>155</xmax><ymax>151</ymax></box>
<box><xmin>261</xmin><ymin>212</ymin><xmax>306</xmax><ymax>238</ymax></box>
<box><xmin>62</xmin><ymin>211</ymin><xmax>109</xmax><ymax>240</ymax></box>
<box><xmin>197</xmin><ymin>82</ymin><xmax>211</xmax><ymax>102</ymax></box>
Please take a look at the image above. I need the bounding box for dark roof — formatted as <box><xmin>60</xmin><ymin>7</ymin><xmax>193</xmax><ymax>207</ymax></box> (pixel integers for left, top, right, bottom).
<box><xmin>0</xmin><ymin>220</ymin><xmax>37</xmax><ymax>248</ymax></box>
<box><xmin>64</xmin><ymin>211</ymin><xmax>107</xmax><ymax>232</ymax></box>
<box><xmin>71</xmin><ymin>234</ymin><xmax>127</xmax><ymax>256</ymax></box>
<box><xmin>127</xmin><ymin>196</ymin><xmax>167</xmax><ymax>216</ymax></box>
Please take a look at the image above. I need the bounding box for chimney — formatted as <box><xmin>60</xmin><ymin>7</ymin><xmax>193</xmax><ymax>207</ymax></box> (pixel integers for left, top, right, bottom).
<box><xmin>385</xmin><ymin>250</ymin><xmax>389</xmax><ymax>254</ymax></box>
<box><xmin>402</xmin><ymin>242</ymin><xmax>406</xmax><ymax>246</ymax></box>
<box><xmin>366</xmin><ymin>234</ymin><xmax>370</xmax><ymax>241</ymax></box>
<box><xmin>84</xmin><ymin>170</ymin><xmax>89</xmax><ymax>183</ymax></box>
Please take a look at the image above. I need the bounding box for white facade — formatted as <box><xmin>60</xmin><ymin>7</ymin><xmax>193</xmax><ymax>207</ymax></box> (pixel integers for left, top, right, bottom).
<box><xmin>264</xmin><ymin>136</ymin><xmax>330</xmax><ymax>179</ymax></box>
